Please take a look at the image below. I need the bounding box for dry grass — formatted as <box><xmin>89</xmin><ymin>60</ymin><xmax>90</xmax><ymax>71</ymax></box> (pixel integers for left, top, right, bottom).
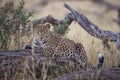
<box><xmin>2</xmin><ymin>0</ymin><xmax>120</xmax><ymax>68</ymax></box>
<box><xmin>0</xmin><ymin>0</ymin><xmax>120</xmax><ymax>79</ymax></box>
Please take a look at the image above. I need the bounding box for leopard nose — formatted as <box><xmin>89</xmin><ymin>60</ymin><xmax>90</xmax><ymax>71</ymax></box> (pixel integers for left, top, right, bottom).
<box><xmin>39</xmin><ymin>38</ymin><xmax>43</xmax><ymax>41</ymax></box>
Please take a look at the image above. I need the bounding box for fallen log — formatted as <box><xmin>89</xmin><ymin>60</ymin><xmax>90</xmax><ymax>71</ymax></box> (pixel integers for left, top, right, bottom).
<box><xmin>0</xmin><ymin>49</ymin><xmax>57</xmax><ymax>79</ymax></box>
<box><xmin>54</xmin><ymin>68</ymin><xmax>120</xmax><ymax>80</ymax></box>
<box><xmin>0</xmin><ymin>49</ymin><xmax>83</xmax><ymax>79</ymax></box>
<box><xmin>0</xmin><ymin>49</ymin><xmax>43</xmax><ymax>70</ymax></box>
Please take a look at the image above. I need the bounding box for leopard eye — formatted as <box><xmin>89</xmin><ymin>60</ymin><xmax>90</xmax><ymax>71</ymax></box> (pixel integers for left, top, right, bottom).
<box><xmin>43</xmin><ymin>41</ymin><xmax>47</xmax><ymax>44</ymax></box>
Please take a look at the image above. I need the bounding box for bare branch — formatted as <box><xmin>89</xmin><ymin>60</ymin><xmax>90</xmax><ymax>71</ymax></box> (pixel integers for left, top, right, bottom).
<box><xmin>33</xmin><ymin>14</ymin><xmax>73</xmax><ymax>28</ymax></box>
<box><xmin>32</xmin><ymin>14</ymin><xmax>74</xmax><ymax>35</ymax></box>
<box><xmin>64</xmin><ymin>3</ymin><xmax>120</xmax><ymax>50</ymax></box>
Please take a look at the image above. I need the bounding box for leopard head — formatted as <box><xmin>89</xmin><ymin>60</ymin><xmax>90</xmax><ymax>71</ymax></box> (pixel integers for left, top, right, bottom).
<box><xmin>33</xmin><ymin>24</ymin><xmax>50</xmax><ymax>48</ymax></box>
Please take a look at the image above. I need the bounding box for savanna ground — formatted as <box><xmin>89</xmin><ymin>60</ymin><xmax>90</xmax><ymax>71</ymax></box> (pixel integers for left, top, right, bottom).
<box><xmin>0</xmin><ymin>0</ymin><xmax>120</xmax><ymax>80</ymax></box>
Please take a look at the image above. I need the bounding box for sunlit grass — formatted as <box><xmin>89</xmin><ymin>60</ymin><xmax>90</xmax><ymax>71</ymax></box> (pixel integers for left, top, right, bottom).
<box><xmin>0</xmin><ymin>0</ymin><xmax>120</xmax><ymax>80</ymax></box>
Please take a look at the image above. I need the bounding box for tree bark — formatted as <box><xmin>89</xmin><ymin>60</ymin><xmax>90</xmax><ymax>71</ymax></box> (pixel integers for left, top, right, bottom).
<box><xmin>54</xmin><ymin>68</ymin><xmax>120</xmax><ymax>80</ymax></box>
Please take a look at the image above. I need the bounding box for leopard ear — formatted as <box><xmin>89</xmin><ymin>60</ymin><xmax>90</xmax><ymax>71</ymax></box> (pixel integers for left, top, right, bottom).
<box><xmin>45</xmin><ymin>24</ymin><xmax>50</xmax><ymax>29</ymax></box>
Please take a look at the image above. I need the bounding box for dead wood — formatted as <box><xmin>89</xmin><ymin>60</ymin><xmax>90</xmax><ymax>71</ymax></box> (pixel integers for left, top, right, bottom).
<box><xmin>0</xmin><ymin>49</ymin><xmax>80</xmax><ymax>79</ymax></box>
<box><xmin>64</xmin><ymin>3</ymin><xmax>120</xmax><ymax>50</ymax></box>
<box><xmin>54</xmin><ymin>68</ymin><xmax>120</xmax><ymax>80</ymax></box>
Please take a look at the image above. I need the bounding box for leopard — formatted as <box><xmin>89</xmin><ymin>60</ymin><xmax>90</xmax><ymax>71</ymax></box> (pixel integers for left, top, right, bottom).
<box><xmin>33</xmin><ymin>23</ymin><xmax>95</xmax><ymax>70</ymax></box>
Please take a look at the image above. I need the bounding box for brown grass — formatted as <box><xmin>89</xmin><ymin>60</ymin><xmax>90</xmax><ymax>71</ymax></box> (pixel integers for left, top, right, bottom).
<box><xmin>0</xmin><ymin>0</ymin><xmax>120</xmax><ymax>79</ymax></box>
<box><xmin>2</xmin><ymin>0</ymin><xmax>120</xmax><ymax>68</ymax></box>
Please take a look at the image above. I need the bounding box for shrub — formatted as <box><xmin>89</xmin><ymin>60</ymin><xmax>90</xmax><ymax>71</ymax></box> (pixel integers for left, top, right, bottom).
<box><xmin>0</xmin><ymin>0</ymin><xmax>32</xmax><ymax>50</ymax></box>
<box><xmin>53</xmin><ymin>19</ymin><xmax>69</xmax><ymax>35</ymax></box>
